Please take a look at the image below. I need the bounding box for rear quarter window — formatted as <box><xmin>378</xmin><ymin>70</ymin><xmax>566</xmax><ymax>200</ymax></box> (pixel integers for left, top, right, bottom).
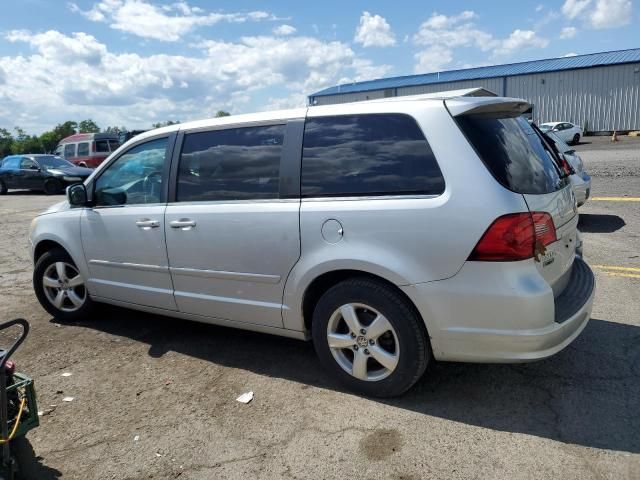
<box><xmin>456</xmin><ymin>115</ymin><xmax>565</xmax><ymax>195</ymax></box>
<box><xmin>301</xmin><ymin>114</ymin><xmax>444</xmax><ymax>197</ymax></box>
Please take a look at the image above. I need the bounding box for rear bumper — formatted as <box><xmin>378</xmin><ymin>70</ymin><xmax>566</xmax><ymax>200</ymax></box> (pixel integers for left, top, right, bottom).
<box><xmin>401</xmin><ymin>257</ymin><xmax>595</xmax><ymax>363</ymax></box>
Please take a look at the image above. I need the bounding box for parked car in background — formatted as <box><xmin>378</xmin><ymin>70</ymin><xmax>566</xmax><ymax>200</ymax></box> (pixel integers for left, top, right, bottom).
<box><xmin>55</xmin><ymin>133</ymin><xmax>120</xmax><ymax>168</ymax></box>
<box><xmin>545</xmin><ymin>131</ymin><xmax>591</xmax><ymax>206</ymax></box>
<box><xmin>538</xmin><ymin>122</ymin><xmax>583</xmax><ymax>145</ymax></box>
<box><xmin>29</xmin><ymin>93</ymin><xmax>595</xmax><ymax>397</ymax></box>
<box><xmin>0</xmin><ymin>154</ymin><xmax>92</xmax><ymax>195</ymax></box>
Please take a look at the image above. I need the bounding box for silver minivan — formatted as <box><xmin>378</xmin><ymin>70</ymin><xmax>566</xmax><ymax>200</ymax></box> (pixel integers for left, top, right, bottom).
<box><xmin>29</xmin><ymin>92</ymin><xmax>595</xmax><ymax>397</ymax></box>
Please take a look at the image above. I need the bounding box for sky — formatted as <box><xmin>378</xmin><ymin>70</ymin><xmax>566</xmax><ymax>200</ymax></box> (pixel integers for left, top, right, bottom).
<box><xmin>0</xmin><ymin>0</ymin><xmax>638</xmax><ymax>133</ymax></box>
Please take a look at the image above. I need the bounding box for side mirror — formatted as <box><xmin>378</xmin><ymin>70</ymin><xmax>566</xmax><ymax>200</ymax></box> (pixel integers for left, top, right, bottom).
<box><xmin>29</xmin><ymin>165</ymin><xmax>40</xmax><ymax>171</ymax></box>
<box><xmin>67</xmin><ymin>183</ymin><xmax>88</xmax><ymax>206</ymax></box>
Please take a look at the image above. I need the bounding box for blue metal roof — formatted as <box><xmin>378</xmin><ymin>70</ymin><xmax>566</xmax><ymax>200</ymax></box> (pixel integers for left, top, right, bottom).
<box><xmin>310</xmin><ymin>48</ymin><xmax>640</xmax><ymax>98</ymax></box>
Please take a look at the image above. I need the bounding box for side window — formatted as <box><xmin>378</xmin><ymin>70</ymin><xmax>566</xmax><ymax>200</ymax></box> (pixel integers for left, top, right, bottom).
<box><xmin>177</xmin><ymin>124</ymin><xmax>284</xmax><ymax>202</ymax></box>
<box><xmin>94</xmin><ymin>137</ymin><xmax>168</xmax><ymax>206</ymax></box>
<box><xmin>54</xmin><ymin>146</ymin><xmax>63</xmax><ymax>156</ymax></box>
<box><xmin>3</xmin><ymin>158</ymin><xmax>20</xmax><ymax>169</ymax></box>
<box><xmin>301</xmin><ymin>114</ymin><xmax>445</xmax><ymax>197</ymax></box>
<box><xmin>77</xmin><ymin>142</ymin><xmax>89</xmax><ymax>156</ymax></box>
<box><xmin>109</xmin><ymin>140</ymin><xmax>120</xmax><ymax>151</ymax></box>
<box><xmin>20</xmin><ymin>158</ymin><xmax>38</xmax><ymax>170</ymax></box>
<box><xmin>95</xmin><ymin>140</ymin><xmax>110</xmax><ymax>153</ymax></box>
<box><xmin>64</xmin><ymin>144</ymin><xmax>76</xmax><ymax>158</ymax></box>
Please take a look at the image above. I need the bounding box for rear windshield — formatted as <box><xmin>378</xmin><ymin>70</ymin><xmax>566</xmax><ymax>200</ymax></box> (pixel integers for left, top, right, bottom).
<box><xmin>457</xmin><ymin>115</ymin><xmax>565</xmax><ymax>194</ymax></box>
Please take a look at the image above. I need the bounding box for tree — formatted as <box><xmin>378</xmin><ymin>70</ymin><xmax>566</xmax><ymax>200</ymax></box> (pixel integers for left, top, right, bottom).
<box><xmin>0</xmin><ymin>128</ymin><xmax>13</xmax><ymax>158</ymax></box>
<box><xmin>11</xmin><ymin>127</ymin><xmax>43</xmax><ymax>154</ymax></box>
<box><xmin>104</xmin><ymin>126</ymin><xmax>127</xmax><ymax>134</ymax></box>
<box><xmin>53</xmin><ymin>121</ymin><xmax>78</xmax><ymax>140</ymax></box>
<box><xmin>152</xmin><ymin>120</ymin><xmax>180</xmax><ymax>128</ymax></box>
<box><xmin>78</xmin><ymin>119</ymin><xmax>100</xmax><ymax>133</ymax></box>
<box><xmin>39</xmin><ymin>131</ymin><xmax>59</xmax><ymax>153</ymax></box>
<box><xmin>214</xmin><ymin>110</ymin><xmax>231</xmax><ymax>118</ymax></box>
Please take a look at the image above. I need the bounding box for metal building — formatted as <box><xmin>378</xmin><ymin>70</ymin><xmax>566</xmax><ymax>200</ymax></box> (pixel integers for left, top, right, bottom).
<box><xmin>308</xmin><ymin>48</ymin><xmax>640</xmax><ymax>133</ymax></box>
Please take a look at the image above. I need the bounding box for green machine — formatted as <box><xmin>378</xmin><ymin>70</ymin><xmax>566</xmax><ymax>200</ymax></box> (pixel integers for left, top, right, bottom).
<box><xmin>0</xmin><ymin>320</ymin><xmax>39</xmax><ymax>479</ymax></box>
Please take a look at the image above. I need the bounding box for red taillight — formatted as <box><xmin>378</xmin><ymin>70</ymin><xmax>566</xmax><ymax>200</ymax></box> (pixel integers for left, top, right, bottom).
<box><xmin>469</xmin><ymin>212</ymin><xmax>557</xmax><ymax>262</ymax></box>
<box><xmin>559</xmin><ymin>154</ymin><xmax>574</xmax><ymax>176</ymax></box>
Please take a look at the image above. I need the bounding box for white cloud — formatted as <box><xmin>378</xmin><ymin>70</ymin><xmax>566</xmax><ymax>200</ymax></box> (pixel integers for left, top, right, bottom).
<box><xmin>273</xmin><ymin>24</ymin><xmax>296</xmax><ymax>36</ymax></box>
<box><xmin>354</xmin><ymin>11</ymin><xmax>396</xmax><ymax>47</ymax></box>
<box><xmin>562</xmin><ymin>0</ymin><xmax>591</xmax><ymax>19</ymax></box>
<box><xmin>494</xmin><ymin>29</ymin><xmax>549</xmax><ymax>56</ymax></box>
<box><xmin>0</xmin><ymin>29</ymin><xmax>390</xmax><ymax>133</ymax></box>
<box><xmin>590</xmin><ymin>0</ymin><xmax>632</xmax><ymax>28</ymax></box>
<box><xmin>414</xmin><ymin>46</ymin><xmax>453</xmax><ymax>73</ymax></box>
<box><xmin>562</xmin><ymin>52</ymin><xmax>579</xmax><ymax>57</ymax></box>
<box><xmin>561</xmin><ymin>0</ymin><xmax>632</xmax><ymax>29</ymax></box>
<box><xmin>412</xmin><ymin>11</ymin><xmax>548</xmax><ymax>72</ymax></box>
<box><xmin>68</xmin><ymin>0</ymin><xmax>279</xmax><ymax>41</ymax></box>
<box><xmin>560</xmin><ymin>26</ymin><xmax>578</xmax><ymax>38</ymax></box>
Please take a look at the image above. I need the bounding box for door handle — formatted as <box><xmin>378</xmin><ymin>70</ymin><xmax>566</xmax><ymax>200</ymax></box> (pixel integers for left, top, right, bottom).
<box><xmin>169</xmin><ymin>219</ymin><xmax>196</xmax><ymax>229</ymax></box>
<box><xmin>135</xmin><ymin>219</ymin><xmax>160</xmax><ymax>229</ymax></box>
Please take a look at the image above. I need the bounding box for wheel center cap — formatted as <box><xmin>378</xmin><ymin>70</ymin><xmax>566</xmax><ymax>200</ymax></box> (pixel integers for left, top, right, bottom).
<box><xmin>356</xmin><ymin>335</ymin><xmax>368</xmax><ymax>348</ymax></box>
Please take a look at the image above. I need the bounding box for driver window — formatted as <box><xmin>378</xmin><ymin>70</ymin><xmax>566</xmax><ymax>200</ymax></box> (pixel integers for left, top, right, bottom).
<box><xmin>94</xmin><ymin>137</ymin><xmax>168</xmax><ymax>206</ymax></box>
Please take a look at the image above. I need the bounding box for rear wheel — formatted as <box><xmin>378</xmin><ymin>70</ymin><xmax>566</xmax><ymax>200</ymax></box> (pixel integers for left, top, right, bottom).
<box><xmin>33</xmin><ymin>248</ymin><xmax>94</xmax><ymax>321</ymax></box>
<box><xmin>43</xmin><ymin>178</ymin><xmax>63</xmax><ymax>195</ymax></box>
<box><xmin>312</xmin><ymin>277</ymin><xmax>430</xmax><ymax>397</ymax></box>
<box><xmin>572</xmin><ymin>133</ymin><xmax>580</xmax><ymax>145</ymax></box>
<box><xmin>0</xmin><ymin>179</ymin><xmax>7</xmax><ymax>195</ymax></box>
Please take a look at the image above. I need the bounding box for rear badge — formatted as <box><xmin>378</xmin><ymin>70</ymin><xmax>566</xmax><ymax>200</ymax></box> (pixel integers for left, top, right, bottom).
<box><xmin>534</xmin><ymin>241</ymin><xmax>555</xmax><ymax>266</ymax></box>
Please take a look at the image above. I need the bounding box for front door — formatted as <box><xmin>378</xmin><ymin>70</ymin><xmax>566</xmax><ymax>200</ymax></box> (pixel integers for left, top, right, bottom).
<box><xmin>80</xmin><ymin>136</ymin><xmax>177</xmax><ymax>310</ymax></box>
<box><xmin>19</xmin><ymin>157</ymin><xmax>43</xmax><ymax>190</ymax></box>
<box><xmin>165</xmin><ymin>124</ymin><xmax>300</xmax><ymax>327</ymax></box>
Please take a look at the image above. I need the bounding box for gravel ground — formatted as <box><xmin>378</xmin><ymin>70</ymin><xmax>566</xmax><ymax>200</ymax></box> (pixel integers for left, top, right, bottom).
<box><xmin>0</xmin><ymin>136</ymin><xmax>638</xmax><ymax>479</ymax></box>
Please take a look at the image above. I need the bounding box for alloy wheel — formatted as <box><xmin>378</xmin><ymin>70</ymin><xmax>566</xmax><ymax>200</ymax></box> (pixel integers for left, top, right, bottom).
<box><xmin>326</xmin><ymin>303</ymin><xmax>400</xmax><ymax>382</ymax></box>
<box><xmin>42</xmin><ymin>262</ymin><xmax>86</xmax><ymax>312</ymax></box>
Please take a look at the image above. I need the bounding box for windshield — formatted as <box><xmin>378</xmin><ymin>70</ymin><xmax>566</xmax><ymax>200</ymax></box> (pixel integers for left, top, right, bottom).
<box><xmin>37</xmin><ymin>156</ymin><xmax>75</xmax><ymax>169</ymax></box>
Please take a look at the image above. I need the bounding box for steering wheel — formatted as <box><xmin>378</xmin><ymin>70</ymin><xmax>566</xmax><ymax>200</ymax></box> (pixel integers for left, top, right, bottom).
<box><xmin>142</xmin><ymin>171</ymin><xmax>162</xmax><ymax>203</ymax></box>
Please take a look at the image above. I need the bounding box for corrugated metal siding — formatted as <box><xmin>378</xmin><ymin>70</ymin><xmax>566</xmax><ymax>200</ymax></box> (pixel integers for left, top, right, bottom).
<box><xmin>397</xmin><ymin>78</ymin><xmax>504</xmax><ymax>96</ymax></box>
<box><xmin>311</xmin><ymin>63</ymin><xmax>640</xmax><ymax>131</ymax></box>
<box><xmin>506</xmin><ymin>63</ymin><xmax>640</xmax><ymax>131</ymax></box>
<box><xmin>313</xmin><ymin>89</ymin><xmax>386</xmax><ymax>105</ymax></box>
<box><xmin>311</xmin><ymin>48</ymin><xmax>640</xmax><ymax>98</ymax></box>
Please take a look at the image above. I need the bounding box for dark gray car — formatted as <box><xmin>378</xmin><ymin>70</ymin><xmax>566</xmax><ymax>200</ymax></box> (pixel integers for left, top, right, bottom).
<box><xmin>0</xmin><ymin>155</ymin><xmax>93</xmax><ymax>195</ymax></box>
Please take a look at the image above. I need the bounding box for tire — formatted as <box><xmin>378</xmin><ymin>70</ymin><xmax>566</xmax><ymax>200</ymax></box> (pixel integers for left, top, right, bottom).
<box><xmin>312</xmin><ymin>277</ymin><xmax>430</xmax><ymax>397</ymax></box>
<box><xmin>0</xmin><ymin>179</ymin><xmax>7</xmax><ymax>195</ymax></box>
<box><xmin>572</xmin><ymin>133</ymin><xmax>580</xmax><ymax>145</ymax></box>
<box><xmin>43</xmin><ymin>178</ymin><xmax>63</xmax><ymax>195</ymax></box>
<box><xmin>33</xmin><ymin>248</ymin><xmax>94</xmax><ymax>322</ymax></box>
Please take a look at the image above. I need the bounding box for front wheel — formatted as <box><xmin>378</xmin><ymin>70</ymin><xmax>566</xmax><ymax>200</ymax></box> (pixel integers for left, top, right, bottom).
<box><xmin>33</xmin><ymin>248</ymin><xmax>94</xmax><ymax>321</ymax></box>
<box><xmin>43</xmin><ymin>178</ymin><xmax>63</xmax><ymax>195</ymax></box>
<box><xmin>312</xmin><ymin>277</ymin><xmax>430</xmax><ymax>397</ymax></box>
<box><xmin>0</xmin><ymin>179</ymin><xmax>7</xmax><ymax>195</ymax></box>
<box><xmin>572</xmin><ymin>133</ymin><xmax>580</xmax><ymax>145</ymax></box>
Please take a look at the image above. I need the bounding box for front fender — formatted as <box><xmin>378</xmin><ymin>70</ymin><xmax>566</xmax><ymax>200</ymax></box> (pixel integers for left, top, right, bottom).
<box><xmin>30</xmin><ymin>209</ymin><xmax>88</xmax><ymax>284</ymax></box>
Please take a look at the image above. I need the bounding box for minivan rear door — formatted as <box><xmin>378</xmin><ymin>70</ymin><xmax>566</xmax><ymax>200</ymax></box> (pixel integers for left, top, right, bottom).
<box><xmin>452</xmin><ymin>99</ymin><xmax>578</xmax><ymax>295</ymax></box>
<box><xmin>164</xmin><ymin>119</ymin><xmax>303</xmax><ymax>328</ymax></box>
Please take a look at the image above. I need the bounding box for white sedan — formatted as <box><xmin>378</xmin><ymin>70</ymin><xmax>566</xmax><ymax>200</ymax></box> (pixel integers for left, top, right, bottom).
<box><xmin>539</xmin><ymin>121</ymin><xmax>583</xmax><ymax>145</ymax></box>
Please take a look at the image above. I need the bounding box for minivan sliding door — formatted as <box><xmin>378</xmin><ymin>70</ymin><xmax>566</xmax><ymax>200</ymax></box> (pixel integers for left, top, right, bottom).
<box><xmin>165</xmin><ymin>121</ymin><xmax>302</xmax><ymax>327</ymax></box>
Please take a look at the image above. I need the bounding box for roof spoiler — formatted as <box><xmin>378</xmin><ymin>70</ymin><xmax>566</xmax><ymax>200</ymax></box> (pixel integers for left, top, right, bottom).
<box><xmin>445</xmin><ymin>97</ymin><xmax>531</xmax><ymax>117</ymax></box>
